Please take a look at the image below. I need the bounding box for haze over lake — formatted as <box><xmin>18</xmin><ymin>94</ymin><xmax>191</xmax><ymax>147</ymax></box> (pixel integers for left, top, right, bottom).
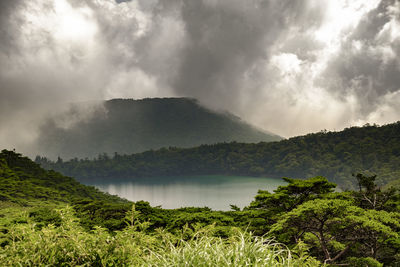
<box><xmin>89</xmin><ymin>175</ymin><xmax>286</xmax><ymax>210</ymax></box>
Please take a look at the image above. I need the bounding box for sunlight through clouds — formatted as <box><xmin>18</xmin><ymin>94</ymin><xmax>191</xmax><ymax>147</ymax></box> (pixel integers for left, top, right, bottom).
<box><xmin>53</xmin><ymin>0</ymin><xmax>98</xmax><ymax>43</ymax></box>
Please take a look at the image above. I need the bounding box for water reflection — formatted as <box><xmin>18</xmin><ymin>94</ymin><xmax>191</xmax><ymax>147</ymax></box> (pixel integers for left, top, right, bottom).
<box><xmin>90</xmin><ymin>175</ymin><xmax>285</xmax><ymax>210</ymax></box>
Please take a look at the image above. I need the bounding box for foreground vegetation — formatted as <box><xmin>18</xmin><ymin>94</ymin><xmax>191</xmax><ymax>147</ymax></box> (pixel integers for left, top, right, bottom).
<box><xmin>2</xmin><ymin>150</ymin><xmax>400</xmax><ymax>265</ymax></box>
<box><xmin>37</xmin><ymin>122</ymin><xmax>400</xmax><ymax>189</ymax></box>
<box><xmin>0</xmin><ymin>206</ymin><xmax>318</xmax><ymax>266</ymax></box>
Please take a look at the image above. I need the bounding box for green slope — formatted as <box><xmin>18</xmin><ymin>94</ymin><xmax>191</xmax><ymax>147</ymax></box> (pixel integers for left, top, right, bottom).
<box><xmin>38</xmin><ymin>122</ymin><xmax>400</xmax><ymax>189</ymax></box>
<box><xmin>0</xmin><ymin>149</ymin><xmax>132</xmax><ymax>231</ymax></box>
<box><xmin>34</xmin><ymin>98</ymin><xmax>281</xmax><ymax>159</ymax></box>
<box><xmin>0</xmin><ymin>150</ymin><xmax>126</xmax><ymax>206</ymax></box>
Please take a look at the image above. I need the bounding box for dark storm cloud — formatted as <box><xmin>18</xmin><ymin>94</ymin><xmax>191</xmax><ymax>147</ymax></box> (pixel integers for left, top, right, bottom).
<box><xmin>320</xmin><ymin>0</ymin><xmax>400</xmax><ymax>116</ymax></box>
<box><xmin>125</xmin><ymin>0</ymin><xmax>326</xmax><ymax>111</ymax></box>
<box><xmin>173</xmin><ymin>0</ymin><xmax>287</xmax><ymax>108</ymax></box>
<box><xmin>96</xmin><ymin>0</ymin><xmax>399</xmax><ymax>133</ymax></box>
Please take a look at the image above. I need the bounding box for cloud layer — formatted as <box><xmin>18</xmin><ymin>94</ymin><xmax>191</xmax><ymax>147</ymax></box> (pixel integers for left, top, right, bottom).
<box><xmin>0</xmin><ymin>0</ymin><xmax>399</xmax><ymax>153</ymax></box>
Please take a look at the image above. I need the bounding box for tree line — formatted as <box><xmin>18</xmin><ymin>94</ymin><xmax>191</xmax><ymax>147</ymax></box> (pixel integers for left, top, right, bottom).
<box><xmin>36</xmin><ymin>122</ymin><xmax>400</xmax><ymax>189</ymax></box>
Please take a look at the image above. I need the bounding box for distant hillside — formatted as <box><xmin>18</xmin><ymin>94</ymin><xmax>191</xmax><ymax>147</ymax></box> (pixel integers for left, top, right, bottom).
<box><xmin>34</xmin><ymin>98</ymin><xmax>281</xmax><ymax>159</ymax></box>
<box><xmin>0</xmin><ymin>150</ymin><xmax>126</xmax><ymax>205</ymax></box>
<box><xmin>38</xmin><ymin>122</ymin><xmax>400</xmax><ymax>189</ymax></box>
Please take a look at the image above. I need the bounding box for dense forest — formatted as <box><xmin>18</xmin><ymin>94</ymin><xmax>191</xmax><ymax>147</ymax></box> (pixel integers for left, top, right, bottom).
<box><xmin>37</xmin><ymin>122</ymin><xmax>400</xmax><ymax>189</ymax></box>
<box><xmin>32</xmin><ymin>98</ymin><xmax>281</xmax><ymax>159</ymax></box>
<box><xmin>2</xmin><ymin>150</ymin><xmax>400</xmax><ymax>265</ymax></box>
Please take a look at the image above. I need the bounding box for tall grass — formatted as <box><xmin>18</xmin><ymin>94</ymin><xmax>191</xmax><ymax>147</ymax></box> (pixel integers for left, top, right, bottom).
<box><xmin>0</xmin><ymin>206</ymin><xmax>320</xmax><ymax>266</ymax></box>
<box><xmin>149</xmin><ymin>228</ymin><xmax>319</xmax><ymax>267</ymax></box>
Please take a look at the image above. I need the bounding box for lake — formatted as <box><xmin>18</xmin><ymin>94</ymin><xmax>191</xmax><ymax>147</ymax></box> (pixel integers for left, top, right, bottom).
<box><xmin>89</xmin><ymin>175</ymin><xmax>286</xmax><ymax>210</ymax></box>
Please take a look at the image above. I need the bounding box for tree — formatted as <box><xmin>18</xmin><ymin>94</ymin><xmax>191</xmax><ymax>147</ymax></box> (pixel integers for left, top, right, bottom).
<box><xmin>248</xmin><ymin>176</ymin><xmax>336</xmax><ymax>213</ymax></box>
<box><xmin>352</xmin><ymin>173</ymin><xmax>399</xmax><ymax>211</ymax></box>
<box><xmin>269</xmin><ymin>199</ymin><xmax>400</xmax><ymax>264</ymax></box>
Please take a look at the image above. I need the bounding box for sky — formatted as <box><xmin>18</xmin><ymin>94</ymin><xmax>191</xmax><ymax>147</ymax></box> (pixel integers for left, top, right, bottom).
<box><xmin>0</xmin><ymin>0</ymin><xmax>399</xmax><ymax>152</ymax></box>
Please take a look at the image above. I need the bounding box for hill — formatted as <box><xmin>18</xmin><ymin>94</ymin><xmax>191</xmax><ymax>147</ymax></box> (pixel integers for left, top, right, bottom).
<box><xmin>33</xmin><ymin>98</ymin><xmax>281</xmax><ymax>159</ymax></box>
<box><xmin>0</xmin><ymin>149</ymin><xmax>133</xmax><ymax>231</ymax></box>
<box><xmin>0</xmin><ymin>150</ymin><xmax>126</xmax><ymax>205</ymax></box>
<box><xmin>37</xmin><ymin>122</ymin><xmax>400</xmax><ymax>188</ymax></box>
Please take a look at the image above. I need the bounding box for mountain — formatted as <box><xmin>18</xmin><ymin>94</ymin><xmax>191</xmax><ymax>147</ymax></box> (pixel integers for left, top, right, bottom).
<box><xmin>34</xmin><ymin>98</ymin><xmax>281</xmax><ymax>159</ymax></box>
<box><xmin>38</xmin><ymin>122</ymin><xmax>400</xmax><ymax>189</ymax></box>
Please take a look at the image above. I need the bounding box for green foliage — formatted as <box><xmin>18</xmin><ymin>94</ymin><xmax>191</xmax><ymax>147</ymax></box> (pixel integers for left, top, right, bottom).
<box><xmin>0</xmin><ymin>150</ymin><xmax>132</xmax><ymax>233</ymax></box>
<box><xmin>270</xmin><ymin>199</ymin><xmax>399</xmax><ymax>263</ymax></box>
<box><xmin>248</xmin><ymin>176</ymin><xmax>336</xmax><ymax>213</ymax></box>
<box><xmin>29</xmin><ymin>206</ymin><xmax>62</xmax><ymax>230</ymax></box>
<box><xmin>0</xmin><ymin>206</ymin><xmax>319</xmax><ymax>266</ymax></box>
<box><xmin>354</xmin><ymin>173</ymin><xmax>377</xmax><ymax>191</ymax></box>
<box><xmin>72</xmin><ymin>200</ymin><xmax>132</xmax><ymax>231</ymax></box>
<box><xmin>352</xmin><ymin>173</ymin><xmax>399</xmax><ymax>211</ymax></box>
<box><xmin>256</xmin><ymin>175</ymin><xmax>400</xmax><ymax>265</ymax></box>
<box><xmin>39</xmin><ymin>121</ymin><xmax>400</xmax><ymax>188</ymax></box>
<box><xmin>0</xmin><ymin>150</ymin><xmax>127</xmax><ymax>205</ymax></box>
<box><xmin>347</xmin><ymin>257</ymin><xmax>383</xmax><ymax>267</ymax></box>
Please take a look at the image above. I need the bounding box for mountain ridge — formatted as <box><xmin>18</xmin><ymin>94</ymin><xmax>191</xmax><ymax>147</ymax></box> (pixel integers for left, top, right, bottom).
<box><xmin>34</xmin><ymin>97</ymin><xmax>281</xmax><ymax>159</ymax></box>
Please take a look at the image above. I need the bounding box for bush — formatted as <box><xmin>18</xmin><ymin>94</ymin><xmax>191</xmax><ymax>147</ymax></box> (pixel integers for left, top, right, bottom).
<box><xmin>347</xmin><ymin>257</ymin><xmax>383</xmax><ymax>267</ymax></box>
<box><xmin>29</xmin><ymin>207</ymin><xmax>62</xmax><ymax>230</ymax></box>
<box><xmin>0</xmin><ymin>206</ymin><xmax>320</xmax><ymax>266</ymax></box>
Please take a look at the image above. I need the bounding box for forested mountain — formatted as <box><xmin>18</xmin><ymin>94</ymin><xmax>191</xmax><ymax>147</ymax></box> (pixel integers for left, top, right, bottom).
<box><xmin>33</xmin><ymin>98</ymin><xmax>281</xmax><ymax>159</ymax></box>
<box><xmin>37</xmin><ymin>122</ymin><xmax>400</xmax><ymax>189</ymax></box>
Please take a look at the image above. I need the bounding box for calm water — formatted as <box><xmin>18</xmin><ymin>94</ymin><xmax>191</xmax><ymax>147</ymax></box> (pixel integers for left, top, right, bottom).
<box><xmin>90</xmin><ymin>175</ymin><xmax>286</xmax><ymax>210</ymax></box>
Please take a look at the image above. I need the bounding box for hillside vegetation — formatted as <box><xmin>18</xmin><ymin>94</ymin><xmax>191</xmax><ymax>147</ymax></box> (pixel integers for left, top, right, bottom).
<box><xmin>0</xmin><ymin>150</ymin><xmax>126</xmax><ymax>206</ymax></box>
<box><xmin>0</xmin><ymin>150</ymin><xmax>318</xmax><ymax>266</ymax></box>
<box><xmin>33</xmin><ymin>98</ymin><xmax>281</xmax><ymax>159</ymax></box>
<box><xmin>2</xmin><ymin>150</ymin><xmax>400</xmax><ymax>265</ymax></box>
<box><xmin>38</xmin><ymin>122</ymin><xmax>400</xmax><ymax>188</ymax></box>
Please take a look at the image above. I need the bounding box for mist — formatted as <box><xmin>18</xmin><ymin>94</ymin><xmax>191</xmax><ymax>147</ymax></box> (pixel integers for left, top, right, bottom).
<box><xmin>0</xmin><ymin>0</ymin><xmax>399</xmax><ymax>155</ymax></box>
